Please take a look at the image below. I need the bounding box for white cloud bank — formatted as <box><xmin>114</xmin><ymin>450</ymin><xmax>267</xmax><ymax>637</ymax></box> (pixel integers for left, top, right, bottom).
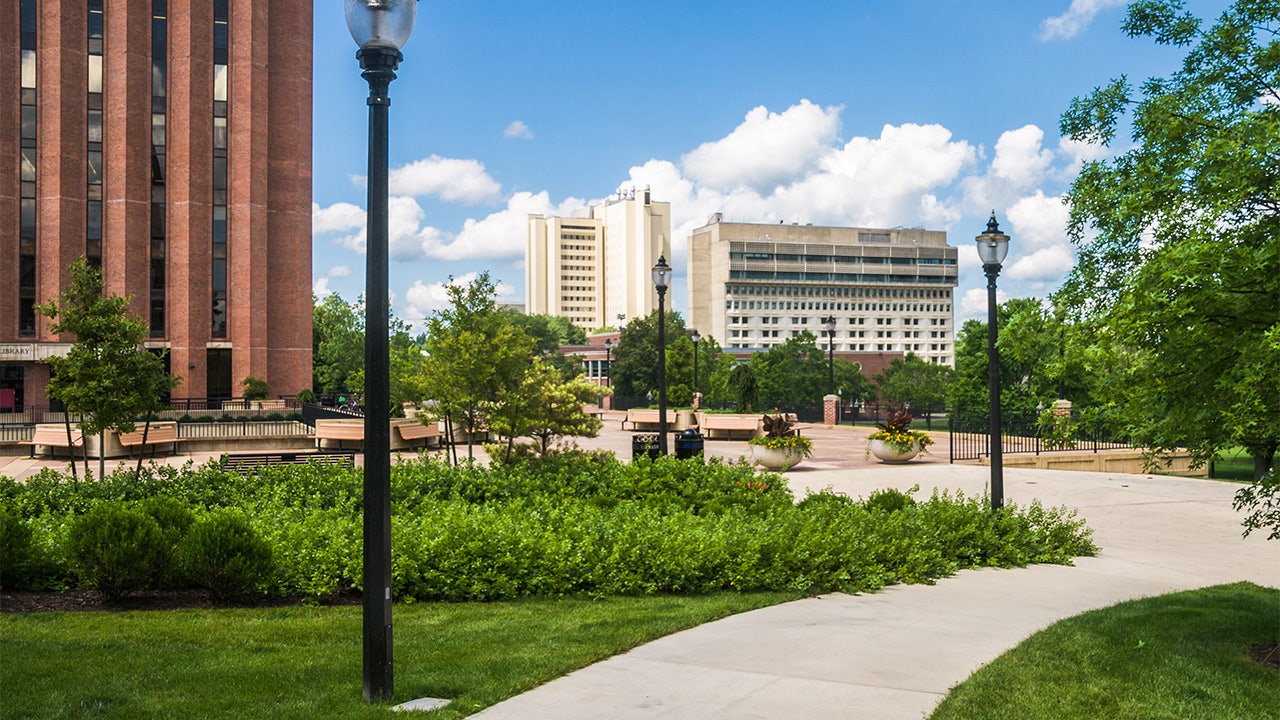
<box><xmin>402</xmin><ymin>272</ymin><xmax>518</xmax><ymax>323</ymax></box>
<box><xmin>388</xmin><ymin>155</ymin><xmax>503</xmax><ymax>204</ymax></box>
<box><xmin>1039</xmin><ymin>0</ymin><xmax>1126</xmax><ymax>41</ymax></box>
<box><xmin>504</xmin><ymin>120</ymin><xmax>533</xmax><ymax>139</ymax></box>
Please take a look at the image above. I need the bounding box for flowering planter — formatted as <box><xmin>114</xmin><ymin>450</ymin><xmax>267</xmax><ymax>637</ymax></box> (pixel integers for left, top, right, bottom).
<box><xmin>750</xmin><ymin>443</ymin><xmax>806</xmax><ymax>471</ymax></box>
<box><xmin>869</xmin><ymin>438</ymin><xmax>920</xmax><ymax>464</ymax></box>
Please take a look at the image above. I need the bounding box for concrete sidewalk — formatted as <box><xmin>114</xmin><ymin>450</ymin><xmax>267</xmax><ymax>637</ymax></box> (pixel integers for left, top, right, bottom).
<box><xmin>471</xmin><ymin>463</ymin><xmax>1279</xmax><ymax>720</ymax></box>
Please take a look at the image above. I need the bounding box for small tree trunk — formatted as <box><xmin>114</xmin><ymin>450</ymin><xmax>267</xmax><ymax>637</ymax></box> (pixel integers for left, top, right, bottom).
<box><xmin>134</xmin><ymin>411</ymin><xmax>154</xmax><ymax>479</ymax></box>
<box><xmin>1253</xmin><ymin>446</ymin><xmax>1277</xmax><ymax>481</ymax></box>
<box><xmin>63</xmin><ymin>415</ymin><xmax>78</xmax><ymax>480</ymax></box>
<box><xmin>98</xmin><ymin>430</ymin><xmax>105</xmax><ymax>479</ymax></box>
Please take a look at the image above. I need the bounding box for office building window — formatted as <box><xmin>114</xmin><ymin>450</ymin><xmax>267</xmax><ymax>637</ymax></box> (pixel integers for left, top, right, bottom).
<box><xmin>18</xmin><ymin>0</ymin><xmax>37</xmax><ymax>335</ymax></box>
<box><xmin>150</xmin><ymin>0</ymin><xmax>167</xmax><ymax>336</ymax></box>
<box><xmin>86</xmin><ymin>0</ymin><xmax>104</xmax><ymax>269</ymax></box>
<box><xmin>211</xmin><ymin>0</ymin><xmax>229</xmax><ymax>337</ymax></box>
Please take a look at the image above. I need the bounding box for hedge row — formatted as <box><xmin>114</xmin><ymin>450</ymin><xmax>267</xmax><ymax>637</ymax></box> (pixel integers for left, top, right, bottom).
<box><xmin>0</xmin><ymin>452</ymin><xmax>1097</xmax><ymax>601</ymax></box>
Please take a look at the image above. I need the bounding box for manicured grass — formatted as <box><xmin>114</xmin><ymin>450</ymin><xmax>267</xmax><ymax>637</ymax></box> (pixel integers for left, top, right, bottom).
<box><xmin>1210</xmin><ymin>447</ymin><xmax>1257</xmax><ymax>481</ymax></box>
<box><xmin>0</xmin><ymin>591</ymin><xmax>798</xmax><ymax>719</ymax></box>
<box><xmin>929</xmin><ymin>583</ymin><xmax>1280</xmax><ymax>720</ymax></box>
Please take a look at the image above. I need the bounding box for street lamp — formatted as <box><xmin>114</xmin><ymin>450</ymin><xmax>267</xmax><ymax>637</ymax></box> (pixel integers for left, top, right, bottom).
<box><xmin>604</xmin><ymin>338</ymin><xmax>612</xmax><ymax>388</ymax></box>
<box><xmin>976</xmin><ymin>211</ymin><xmax>1010</xmax><ymax>511</ymax></box>
<box><xmin>822</xmin><ymin>315</ymin><xmax>836</xmax><ymax>396</ymax></box>
<box><xmin>652</xmin><ymin>255</ymin><xmax>672</xmax><ymax>454</ymax></box>
<box><xmin>690</xmin><ymin>329</ymin><xmax>701</xmax><ymax>405</ymax></box>
<box><xmin>346</xmin><ymin>0</ymin><xmax>415</xmax><ymax>703</ymax></box>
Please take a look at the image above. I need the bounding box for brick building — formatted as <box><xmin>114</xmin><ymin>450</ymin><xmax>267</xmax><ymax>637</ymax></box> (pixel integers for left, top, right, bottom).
<box><xmin>1</xmin><ymin>0</ymin><xmax>313</xmax><ymax>412</ymax></box>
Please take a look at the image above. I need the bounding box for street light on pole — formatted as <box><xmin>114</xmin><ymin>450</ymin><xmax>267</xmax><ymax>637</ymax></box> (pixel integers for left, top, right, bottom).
<box><xmin>822</xmin><ymin>315</ymin><xmax>836</xmax><ymax>396</ymax></box>
<box><xmin>652</xmin><ymin>255</ymin><xmax>671</xmax><ymax>455</ymax></box>
<box><xmin>690</xmin><ymin>329</ymin><xmax>701</xmax><ymax>406</ymax></box>
<box><xmin>604</xmin><ymin>338</ymin><xmax>612</xmax><ymax>388</ymax></box>
<box><xmin>975</xmin><ymin>211</ymin><xmax>1010</xmax><ymax>511</ymax></box>
<box><xmin>345</xmin><ymin>0</ymin><xmax>415</xmax><ymax>703</ymax></box>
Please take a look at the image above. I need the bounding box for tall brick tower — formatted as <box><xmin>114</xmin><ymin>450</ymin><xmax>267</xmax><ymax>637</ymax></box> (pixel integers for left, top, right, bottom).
<box><xmin>0</xmin><ymin>0</ymin><xmax>313</xmax><ymax>409</ymax></box>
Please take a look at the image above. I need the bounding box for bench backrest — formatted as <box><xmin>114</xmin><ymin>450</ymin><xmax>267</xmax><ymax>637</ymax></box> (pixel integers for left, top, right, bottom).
<box><xmin>315</xmin><ymin>422</ymin><xmax>365</xmax><ymax>440</ymax></box>
<box><xmin>119</xmin><ymin>424</ymin><xmax>178</xmax><ymax>445</ymax></box>
<box><xmin>30</xmin><ymin>426</ymin><xmax>83</xmax><ymax>445</ymax></box>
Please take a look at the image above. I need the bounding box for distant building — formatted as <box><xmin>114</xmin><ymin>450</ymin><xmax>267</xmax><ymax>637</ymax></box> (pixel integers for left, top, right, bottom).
<box><xmin>526</xmin><ymin>187</ymin><xmax>670</xmax><ymax>332</ymax></box>
<box><xmin>687</xmin><ymin>216</ymin><xmax>959</xmax><ymax>365</ymax></box>
<box><xmin>1</xmin><ymin>0</ymin><xmax>314</xmax><ymax>411</ymax></box>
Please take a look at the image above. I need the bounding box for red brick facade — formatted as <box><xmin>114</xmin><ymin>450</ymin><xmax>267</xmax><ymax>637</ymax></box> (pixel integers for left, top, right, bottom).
<box><xmin>1</xmin><ymin>0</ymin><xmax>313</xmax><ymax>407</ymax></box>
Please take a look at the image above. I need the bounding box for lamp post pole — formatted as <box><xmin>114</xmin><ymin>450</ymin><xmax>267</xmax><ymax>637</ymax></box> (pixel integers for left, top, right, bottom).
<box><xmin>822</xmin><ymin>316</ymin><xmax>835</xmax><ymax>396</ymax></box>
<box><xmin>653</xmin><ymin>256</ymin><xmax>671</xmax><ymax>455</ymax></box>
<box><xmin>346</xmin><ymin>0</ymin><xmax>416</xmax><ymax>703</ymax></box>
<box><xmin>691</xmin><ymin>330</ymin><xmax>700</xmax><ymax>404</ymax></box>
<box><xmin>976</xmin><ymin>212</ymin><xmax>1010</xmax><ymax>511</ymax></box>
<box><xmin>604</xmin><ymin>338</ymin><xmax>612</xmax><ymax>389</ymax></box>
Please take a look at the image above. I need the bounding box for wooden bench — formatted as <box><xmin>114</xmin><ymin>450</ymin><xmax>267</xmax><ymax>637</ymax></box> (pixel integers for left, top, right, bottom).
<box><xmin>315</xmin><ymin>420</ymin><xmax>364</xmax><ymax>450</ymax></box>
<box><xmin>118</xmin><ymin>424</ymin><xmax>186</xmax><ymax>458</ymax></box>
<box><xmin>621</xmin><ymin>408</ymin><xmax>677</xmax><ymax>431</ymax></box>
<box><xmin>698</xmin><ymin>414</ymin><xmax>761</xmax><ymax>440</ymax></box>
<box><xmin>18</xmin><ymin>425</ymin><xmax>84</xmax><ymax>458</ymax></box>
<box><xmin>221</xmin><ymin>451</ymin><xmax>355</xmax><ymax>474</ymax></box>
<box><xmin>395</xmin><ymin>420</ymin><xmax>442</xmax><ymax>450</ymax></box>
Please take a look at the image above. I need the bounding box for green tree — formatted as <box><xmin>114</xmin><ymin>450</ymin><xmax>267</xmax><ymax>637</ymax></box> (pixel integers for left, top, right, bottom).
<box><xmin>348</xmin><ymin>315</ymin><xmax>429</xmax><ymax>416</ymax></box>
<box><xmin>420</xmin><ymin>274</ymin><xmax>535</xmax><ymax>460</ymax></box>
<box><xmin>874</xmin><ymin>353</ymin><xmax>954</xmax><ymax>429</ymax></box>
<box><xmin>503</xmin><ymin>311</ymin><xmax>587</xmax><ymax>381</ymax></box>
<box><xmin>1057</xmin><ymin>0</ymin><xmax>1280</xmax><ymax>479</ymax></box>
<box><xmin>39</xmin><ymin>258</ymin><xmax>180</xmax><ymax>477</ymax></box>
<box><xmin>610</xmin><ymin>310</ymin><xmax>687</xmax><ymax>402</ymax></box>
<box><xmin>486</xmin><ymin>357</ymin><xmax>607</xmax><ymax>459</ymax></box>
<box><xmin>311</xmin><ymin>293</ymin><xmax>363</xmax><ymax>396</ymax></box>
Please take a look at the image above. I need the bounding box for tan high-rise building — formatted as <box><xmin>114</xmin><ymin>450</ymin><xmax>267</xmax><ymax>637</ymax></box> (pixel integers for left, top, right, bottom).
<box><xmin>688</xmin><ymin>215</ymin><xmax>959</xmax><ymax>365</ymax></box>
<box><xmin>1</xmin><ymin>0</ymin><xmax>313</xmax><ymax>412</ymax></box>
<box><xmin>526</xmin><ymin>187</ymin><xmax>670</xmax><ymax>332</ymax></box>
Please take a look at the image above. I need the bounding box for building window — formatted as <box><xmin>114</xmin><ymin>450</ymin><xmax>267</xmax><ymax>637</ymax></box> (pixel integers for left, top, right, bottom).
<box><xmin>149</xmin><ymin>0</ymin><xmax>167</xmax><ymax>337</ymax></box>
<box><xmin>18</xmin><ymin>0</ymin><xmax>37</xmax><ymax>336</ymax></box>
<box><xmin>86</xmin><ymin>0</ymin><xmax>104</xmax><ymax>269</ymax></box>
<box><xmin>211</xmin><ymin>0</ymin><xmax>229</xmax><ymax>337</ymax></box>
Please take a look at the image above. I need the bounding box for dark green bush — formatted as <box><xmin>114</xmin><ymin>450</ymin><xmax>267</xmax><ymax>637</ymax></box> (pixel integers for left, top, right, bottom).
<box><xmin>180</xmin><ymin>510</ymin><xmax>273</xmax><ymax>601</ymax></box>
<box><xmin>64</xmin><ymin>502</ymin><xmax>166</xmax><ymax>601</ymax></box>
<box><xmin>864</xmin><ymin>486</ymin><xmax>918</xmax><ymax>514</ymax></box>
<box><xmin>138</xmin><ymin>495</ymin><xmax>195</xmax><ymax>587</ymax></box>
<box><xmin>0</xmin><ymin>507</ymin><xmax>34</xmax><ymax>590</ymax></box>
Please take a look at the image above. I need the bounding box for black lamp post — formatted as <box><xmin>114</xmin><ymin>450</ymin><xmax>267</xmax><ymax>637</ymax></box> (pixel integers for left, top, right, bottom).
<box><xmin>652</xmin><ymin>255</ymin><xmax>671</xmax><ymax>454</ymax></box>
<box><xmin>604</xmin><ymin>338</ymin><xmax>612</xmax><ymax>388</ymax></box>
<box><xmin>822</xmin><ymin>315</ymin><xmax>836</xmax><ymax>396</ymax></box>
<box><xmin>346</xmin><ymin>0</ymin><xmax>415</xmax><ymax>703</ymax></box>
<box><xmin>691</xmin><ymin>329</ymin><xmax>700</xmax><ymax>402</ymax></box>
<box><xmin>976</xmin><ymin>211</ymin><xmax>1010</xmax><ymax>511</ymax></box>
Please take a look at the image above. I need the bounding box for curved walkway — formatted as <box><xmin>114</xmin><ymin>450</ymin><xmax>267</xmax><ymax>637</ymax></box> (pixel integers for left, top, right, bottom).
<box><xmin>471</xmin><ymin>461</ymin><xmax>1278</xmax><ymax>720</ymax></box>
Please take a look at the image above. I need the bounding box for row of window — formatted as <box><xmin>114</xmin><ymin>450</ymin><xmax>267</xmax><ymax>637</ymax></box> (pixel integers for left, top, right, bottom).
<box><xmin>731</xmin><ymin>252</ymin><xmax>956</xmax><ymax>267</ymax></box>
<box><xmin>728</xmin><ymin>285</ymin><xmax>951</xmax><ymax>300</ymax></box>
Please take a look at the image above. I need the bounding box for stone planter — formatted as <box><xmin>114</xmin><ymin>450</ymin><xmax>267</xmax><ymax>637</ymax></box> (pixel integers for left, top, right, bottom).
<box><xmin>868</xmin><ymin>438</ymin><xmax>920</xmax><ymax>464</ymax></box>
<box><xmin>750</xmin><ymin>443</ymin><xmax>806</xmax><ymax>471</ymax></box>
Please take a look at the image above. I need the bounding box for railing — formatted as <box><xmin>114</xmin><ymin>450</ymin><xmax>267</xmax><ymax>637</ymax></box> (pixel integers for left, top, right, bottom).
<box><xmin>0</xmin><ymin>399</ymin><xmax>303</xmax><ymax>427</ymax></box>
<box><xmin>0</xmin><ymin>425</ymin><xmax>35</xmax><ymax>443</ymax></box>
<box><xmin>948</xmin><ymin>408</ymin><xmax>1133</xmax><ymax>462</ymax></box>
<box><xmin>177</xmin><ymin>420</ymin><xmax>312</xmax><ymax>439</ymax></box>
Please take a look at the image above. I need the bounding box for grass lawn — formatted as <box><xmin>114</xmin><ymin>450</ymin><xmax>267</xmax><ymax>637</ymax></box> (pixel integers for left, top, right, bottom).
<box><xmin>1210</xmin><ymin>447</ymin><xmax>1259</xmax><ymax>481</ymax></box>
<box><xmin>1</xmin><ymin>591</ymin><xmax>799</xmax><ymax>719</ymax></box>
<box><xmin>929</xmin><ymin>583</ymin><xmax>1280</xmax><ymax>720</ymax></box>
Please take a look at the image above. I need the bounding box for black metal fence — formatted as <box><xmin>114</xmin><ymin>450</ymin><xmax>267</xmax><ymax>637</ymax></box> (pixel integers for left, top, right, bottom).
<box><xmin>0</xmin><ymin>397</ymin><xmax>305</xmax><ymax>427</ymax></box>
<box><xmin>948</xmin><ymin>408</ymin><xmax>1134</xmax><ymax>462</ymax></box>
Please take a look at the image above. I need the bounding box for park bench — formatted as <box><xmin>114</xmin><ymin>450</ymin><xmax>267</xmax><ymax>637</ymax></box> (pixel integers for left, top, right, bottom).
<box><xmin>314</xmin><ymin>420</ymin><xmax>364</xmax><ymax>450</ymax></box>
<box><xmin>221</xmin><ymin>451</ymin><xmax>355</xmax><ymax>474</ymax></box>
<box><xmin>395</xmin><ymin>420</ymin><xmax>442</xmax><ymax>450</ymax></box>
<box><xmin>621</xmin><ymin>408</ymin><xmax>677</xmax><ymax>431</ymax></box>
<box><xmin>18</xmin><ymin>425</ymin><xmax>83</xmax><ymax>458</ymax></box>
<box><xmin>697</xmin><ymin>414</ymin><xmax>761</xmax><ymax>440</ymax></box>
<box><xmin>118</xmin><ymin>424</ymin><xmax>186</xmax><ymax>458</ymax></box>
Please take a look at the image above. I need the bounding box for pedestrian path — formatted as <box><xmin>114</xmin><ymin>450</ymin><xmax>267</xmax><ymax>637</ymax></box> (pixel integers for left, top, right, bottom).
<box><xmin>469</xmin><ymin>463</ymin><xmax>1278</xmax><ymax>720</ymax></box>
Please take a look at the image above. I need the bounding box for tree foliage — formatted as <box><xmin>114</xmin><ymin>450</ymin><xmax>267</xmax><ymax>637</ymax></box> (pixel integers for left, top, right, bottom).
<box><xmin>610</xmin><ymin>310</ymin><xmax>687</xmax><ymax>401</ymax></box>
<box><xmin>419</xmin><ymin>274</ymin><xmax>535</xmax><ymax>459</ymax></box>
<box><xmin>39</xmin><ymin>259</ymin><xmax>179</xmax><ymax>476</ymax></box>
<box><xmin>486</xmin><ymin>357</ymin><xmax>607</xmax><ymax>459</ymax></box>
<box><xmin>311</xmin><ymin>294</ymin><xmax>363</xmax><ymax>395</ymax></box>
<box><xmin>1057</xmin><ymin>0</ymin><xmax>1280</xmax><ymax>478</ymax></box>
<box><xmin>747</xmin><ymin>332</ymin><xmax>872</xmax><ymax>408</ymax></box>
<box><xmin>875</xmin><ymin>353</ymin><xmax>953</xmax><ymax>428</ymax></box>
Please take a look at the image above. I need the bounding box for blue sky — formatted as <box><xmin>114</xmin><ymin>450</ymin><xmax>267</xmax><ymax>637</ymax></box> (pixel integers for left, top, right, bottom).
<box><xmin>310</xmin><ymin>0</ymin><xmax>1226</xmax><ymax>328</ymax></box>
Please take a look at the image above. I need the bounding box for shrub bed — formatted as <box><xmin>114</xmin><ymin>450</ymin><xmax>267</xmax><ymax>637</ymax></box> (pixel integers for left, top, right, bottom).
<box><xmin>0</xmin><ymin>453</ymin><xmax>1097</xmax><ymax>601</ymax></box>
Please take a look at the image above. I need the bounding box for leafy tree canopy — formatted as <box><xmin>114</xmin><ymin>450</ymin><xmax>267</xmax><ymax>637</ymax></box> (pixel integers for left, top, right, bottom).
<box><xmin>1057</xmin><ymin>0</ymin><xmax>1280</xmax><ymax>477</ymax></box>
<box><xmin>874</xmin><ymin>353</ymin><xmax>953</xmax><ymax>425</ymax></box>
<box><xmin>311</xmin><ymin>293</ymin><xmax>363</xmax><ymax>395</ymax></box>
<box><xmin>610</xmin><ymin>310</ymin><xmax>687</xmax><ymax>401</ymax></box>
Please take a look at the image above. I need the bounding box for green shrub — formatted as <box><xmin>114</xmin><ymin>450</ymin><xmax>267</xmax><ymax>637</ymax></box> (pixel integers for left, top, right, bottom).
<box><xmin>864</xmin><ymin>486</ymin><xmax>918</xmax><ymax>514</ymax></box>
<box><xmin>240</xmin><ymin>376</ymin><xmax>271</xmax><ymax>401</ymax></box>
<box><xmin>64</xmin><ymin>502</ymin><xmax>166</xmax><ymax>600</ymax></box>
<box><xmin>0</xmin><ymin>507</ymin><xmax>34</xmax><ymax>590</ymax></box>
<box><xmin>138</xmin><ymin>496</ymin><xmax>194</xmax><ymax>587</ymax></box>
<box><xmin>180</xmin><ymin>510</ymin><xmax>273</xmax><ymax>601</ymax></box>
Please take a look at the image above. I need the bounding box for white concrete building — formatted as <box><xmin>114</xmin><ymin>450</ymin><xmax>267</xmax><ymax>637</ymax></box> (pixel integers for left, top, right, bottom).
<box><xmin>687</xmin><ymin>215</ymin><xmax>959</xmax><ymax>365</ymax></box>
<box><xmin>526</xmin><ymin>188</ymin><xmax>670</xmax><ymax>332</ymax></box>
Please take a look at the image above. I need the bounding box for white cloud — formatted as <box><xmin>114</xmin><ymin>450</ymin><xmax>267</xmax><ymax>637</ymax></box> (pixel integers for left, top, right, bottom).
<box><xmin>681</xmin><ymin>99</ymin><xmax>841</xmax><ymax>192</ymax></box>
<box><xmin>504</xmin><ymin>120</ymin><xmax>533</xmax><ymax>139</ymax></box>
<box><xmin>312</xmin><ymin>201</ymin><xmax>365</xmax><ymax>234</ymax></box>
<box><xmin>1005</xmin><ymin>245</ymin><xmax>1076</xmax><ymax>283</ymax></box>
<box><xmin>388</xmin><ymin>155</ymin><xmax>503</xmax><ymax>205</ymax></box>
<box><xmin>991</xmin><ymin>125</ymin><xmax>1054</xmax><ymax>187</ymax></box>
<box><xmin>1056</xmin><ymin>136</ymin><xmax>1110</xmax><ymax>177</ymax></box>
<box><xmin>312</xmin><ymin>276</ymin><xmax>334</xmax><ymax>298</ymax></box>
<box><xmin>402</xmin><ymin>273</ymin><xmax>518</xmax><ymax>324</ymax></box>
<box><xmin>959</xmin><ymin>287</ymin><xmax>1009</xmax><ymax>320</ymax></box>
<box><xmin>1006</xmin><ymin>191</ymin><xmax>1070</xmax><ymax>250</ymax></box>
<box><xmin>1039</xmin><ymin>0</ymin><xmax>1126</xmax><ymax>41</ymax></box>
<box><xmin>328</xmin><ymin>264</ymin><xmax>352</xmax><ymax>278</ymax></box>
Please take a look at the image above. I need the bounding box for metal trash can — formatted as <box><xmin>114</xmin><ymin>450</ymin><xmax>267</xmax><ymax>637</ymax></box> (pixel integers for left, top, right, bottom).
<box><xmin>631</xmin><ymin>434</ymin><xmax>662</xmax><ymax>461</ymax></box>
<box><xmin>674</xmin><ymin>428</ymin><xmax>704</xmax><ymax>460</ymax></box>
